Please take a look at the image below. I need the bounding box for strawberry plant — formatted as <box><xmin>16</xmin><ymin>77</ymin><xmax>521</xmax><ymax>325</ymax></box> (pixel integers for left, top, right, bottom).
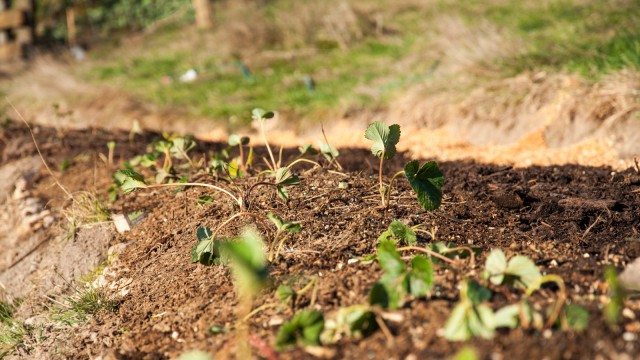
<box><xmin>276</xmin><ymin>310</ymin><xmax>325</xmax><ymax>350</ymax></box>
<box><xmin>364</xmin><ymin>121</ymin><xmax>444</xmax><ymax>211</ymax></box>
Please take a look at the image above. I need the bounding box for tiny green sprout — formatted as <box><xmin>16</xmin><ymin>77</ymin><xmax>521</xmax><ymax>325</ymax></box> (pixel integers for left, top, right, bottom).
<box><xmin>364</xmin><ymin>122</ymin><xmax>444</xmax><ymax>210</ymax></box>
<box><xmin>115</xmin><ymin>169</ymin><xmax>243</xmax><ymax>208</ymax></box>
<box><xmin>371</xmin><ymin>240</ymin><xmax>435</xmax><ymax>309</ymax></box>
<box><xmin>377</xmin><ymin>220</ymin><xmax>417</xmax><ymax>246</ymax></box>
<box><xmin>252</xmin><ymin>108</ymin><xmax>278</xmax><ymax>171</ymax></box>
<box><xmin>443</xmin><ymin>279</ymin><xmax>495</xmax><ymax>341</ymax></box>
<box><xmin>321</xmin><ymin>305</ymin><xmax>379</xmax><ymax>344</ymax></box>
<box><xmin>267</xmin><ymin>212</ymin><xmax>302</xmax><ymax>262</ymax></box>
<box><xmin>319</xmin><ymin>142</ymin><xmax>339</xmax><ymax>162</ymax></box>
<box><xmin>452</xmin><ymin>347</ymin><xmax>479</xmax><ymax>360</ymax></box>
<box><xmin>106</xmin><ymin>141</ymin><xmax>116</xmax><ymax>166</ymax></box>
<box><xmin>274</xmin><ymin>167</ymin><xmax>301</xmax><ymax>201</ymax></box>
<box><xmin>483</xmin><ymin>249</ymin><xmax>541</xmax><ymax>288</ymax></box>
<box><xmin>190</xmin><ymin>226</ymin><xmax>223</xmax><ymax>266</ymax></box>
<box><xmin>228</xmin><ymin>134</ymin><xmax>250</xmax><ymax>172</ymax></box>
<box><xmin>298</xmin><ymin>144</ymin><xmax>319</xmax><ymax>156</ymax></box>
<box><xmin>197</xmin><ymin>195</ymin><xmax>214</xmax><ymax>206</ymax></box>
<box><xmin>604</xmin><ymin>266</ymin><xmax>625</xmax><ymax>325</ymax></box>
<box><xmin>276</xmin><ymin>309</ymin><xmax>324</xmax><ymax>351</ymax></box>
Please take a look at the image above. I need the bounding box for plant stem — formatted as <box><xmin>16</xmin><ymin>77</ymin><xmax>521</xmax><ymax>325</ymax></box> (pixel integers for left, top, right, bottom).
<box><xmin>245</xmin><ymin>181</ymin><xmax>278</xmax><ymax>208</ymax></box>
<box><xmin>385</xmin><ymin>170</ymin><xmax>406</xmax><ymax>207</ymax></box>
<box><xmin>396</xmin><ymin>246</ymin><xmax>456</xmax><ymax>265</ymax></box>
<box><xmin>268</xmin><ymin>230</ymin><xmax>282</xmax><ymax>262</ymax></box>
<box><xmin>260</xmin><ymin>120</ymin><xmax>277</xmax><ymax>171</ymax></box>
<box><xmin>288</xmin><ymin>158</ymin><xmax>321</xmax><ymax>169</ymax></box>
<box><xmin>296</xmin><ymin>277</ymin><xmax>317</xmax><ymax>296</ymax></box>
<box><xmin>525</xmin><ymin>274</ymin><xmax>567</xmax><ymax>328</ymax></box>
<box><xmin>440</xmin><ymin>246</ymin><xmax>476</xmax><ymax>268</ymax></box>
<box><xmin>212</xmin><ymin>212</ymin><xmax>266</xmax><ymax>239</ymax></box>
<box><xmin>240</xmin><ymin>302</ymin><xmax>281</xmax><ymax>323</ymax></box>
<box><xmin>146</xmin><ymin>182</ymin><xmax>241</xmax><ymax>206</ymax></box>
<box><xmin>273</xmin><ymin>233</ymin><xmax>292</xmax><ymax>262</ymax></box>
<box><xmin>238</xmin><ymin>144</ymin><xmax>246</xmax><ymax>172</ymax></box>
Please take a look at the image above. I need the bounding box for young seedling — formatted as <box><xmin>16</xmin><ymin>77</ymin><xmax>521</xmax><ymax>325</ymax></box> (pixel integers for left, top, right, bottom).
<box><xmin>116</xmin><ymin>168</ymin><xmax>300</xmax><ymax>209</ymax></box>
<box><xmin>106</xmin><ymin>141</ymin><xmax>116</xmax><ymax>166</ymax></box>
<box><xmin>365</xmin><ymin>121</ymin><xmax>400</xmax><ymax>206</ymax></box>
<box><xmin>364</xmin><ymin>122</ymin><xmax>444</xmax><ymax>211</ymax></box>
<box><xmin>228</xmin><ymin>134</ymin><xmax>252</xmax><ymax>174</ymax></box>
<box><xmin>369</xmin><ymin>240</ymin><xmax>435</xmax><ymax>310</ymax></box>
<box><xmin>266</xmin><ymin>212</ymin><xmax>301</xmax><ymax>262</ymax></box>
<box><xmin>276</xmin><ymin>310</ymin><xmax>325</xmax><ymax>351</ymax></box>
<box><xmin>442</xmin><ymin>278</ymin><xmax>531</xmax><ymax>341</ymax></box>
<box><xmin>482</xmin><ymin>248</ymin><xmax>541</xmax><ymax>288</ymax></box>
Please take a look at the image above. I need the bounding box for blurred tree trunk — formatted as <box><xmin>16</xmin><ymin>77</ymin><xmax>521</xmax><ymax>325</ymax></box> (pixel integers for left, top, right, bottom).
<box><xmin>193</xmin><ymin>0</ymin><xmax>212</xmax><ymax>29</ymax></box>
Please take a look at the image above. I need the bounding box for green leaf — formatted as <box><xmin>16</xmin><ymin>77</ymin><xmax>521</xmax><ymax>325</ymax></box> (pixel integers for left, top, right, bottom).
<box><xmin>319</xmin><ymin>142</ymin><xmax>339</xmax><ymax>161</ymax></box>
<box><xmin>505</xmin><ymin>255</ymin><xmax>541</xmax><ymax>288</ymax></box>
<box><xmin>604</xmin><ymin>266</ymin><xmax>625</xmax><ymax>325</ymax></box>
<box><xmin>197</xmin><ymin>196</ymin><xmax>214</xmax><ymax>206</ymax></box>
<box><xmin>208</xmin><ymin>325</ymin><xmax>227</xmax><ymax>335</ymax></box>
<box><xmin>228</xmin><ymin>160</ymin><xmax>243</xmax><ymax>179</ymax></box>
<box><xmin>563</xmin><ymin>303</ymin><xmax>590</xmax><ymax>331</ymax></box>
<box><xmin>267</xmin><ymin>212</ymin><xmax>302</xmax><ymax>234</ymax></box>
<box><xmin>196</xmin><ymin>226</ymin><xmax>213</xmax><ymax>241</ymax></box>
<box><xmin>404</xmin><ymin>160</ymin><xmax>444</xmax><ymax>211</ymax></box>
<box><xmin>222</xmin><ymin>228</ymin><xmax>268</xmax><ymax>298</ymax></box>
<box><xmin>275</xmin><ymin>167</ymin><xmax>301</xmax><ymax>186</ymax></box>
<box><xmin>228</xmin><ymin>134</ymin><xmax>240</xmax><ymax>146</ymax></box>
<box><xmin>484</xmin><ymin>248</ymin><xmax>508</xmax><ymax>285</ymax></box>
<box><xmin>377</xmin><ymin>240</ymin><xmax>406</xmax><ymax>276</ymax></box>
<box><xmin>252</xmin><ymin>108</ymin><xmax>275</xmax><ymax>121</ymax></box>
<box><xmin>299</xmin><ymin>144</ymin><xmax>319</xmax><ymax>156</ymax></box>
<box><xmin>276</xmin><ymin>285</ymin><xmax>295</xmax><ymax>302</ymax></box>
<box><xmin>115</xmin><ymin>169</ymin><xmax>147</xmax><ymax>193</ymax></box>
<box><xmin>378</xmin><ymin>220</ymin><xmax>417</xmax><ymax>246</ymax></box>
<box><xmin>464</xmin><ymin>279</ymin><xmax>492</xmax><ymax>305</ymax></box>
<box><xmin>405</xmin><ymin>255</ymin><xmax>434</xmax><ymax>297</ymax></box>
<box><xmin>364</xmin><ymin>121</ymin><xmax>401</xmax><ymax>160</ymax></box>
<box><xmin>178</xmin><ymin>351</ymin><xmax>212</xmax><ymax>360</ymax></box>
<box><xmin>276</xmin><ymin>310</ymin><xmax>324</xmax><ymax>350</ymax></box>
<box><xmin>466</xmin><ymin>304</ymin><xmax>496</xmax><ymax>340</ymax></box>
<box><xmin>452</xmin><ymin>347</ymin><xmax>479</xmax><ymax>360</ymax></box>
<box><xmin>190</xmin><ymin>237</ymin><xmax>219</xmax><ymax>266</ymax></box>
<box><xmin>170</xmin><ymin>136</ymin><xmax>196</xmax><ymax>160</ymax></box>
<box><xmin>369</xmin><ymin>282</ymin><xmax>389</xmax><ymax>308</ymax></box>
<box><xmin>443</xmin><ymin>302</ymin><xmax>472</xmax><ymax>341</ymax></box>
<box><xmin>493</xmin><ymin>304</ymin><xmax>520</xmax><ymax>329</ymax></box>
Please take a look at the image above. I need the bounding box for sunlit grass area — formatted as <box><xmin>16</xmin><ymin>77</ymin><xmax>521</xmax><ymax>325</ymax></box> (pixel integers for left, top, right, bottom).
<box><xmin>81</xmin><ymin>0</ymin><xmax>639</xmax><ymax>126</ymax></box>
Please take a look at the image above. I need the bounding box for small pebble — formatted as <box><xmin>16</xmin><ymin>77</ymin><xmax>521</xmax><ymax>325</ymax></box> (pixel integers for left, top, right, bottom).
<box><xmin>583</xmin><ymin>253</ymin><xmax>590</xmax><ymax>258</ymax></box>
<box><xmin>622</xmin><ymin>308</ymin><xmax>636</xmax><ymax>320</ymax></box>
<box><xmin>543</xmin><ymin>329</ymin><xmax>552</xmax><ymax>339</ymax></box>
<box><xmin>622</xmin><ymin>332</ymin><xmax>637</xmax><ymax>342</ymax></box>
<box><xmin>171</xmin><ymin>331</ymin><xmax>179</xmax><ymax>340</ymax></box>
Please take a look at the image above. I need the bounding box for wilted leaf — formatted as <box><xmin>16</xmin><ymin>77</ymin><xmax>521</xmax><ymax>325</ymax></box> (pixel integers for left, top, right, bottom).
<box><xmin>404</xmin><ymin>160</ymin><xmax>444</xmax><ymax>211</ymax></box>
<box><xmin>364</xmin><ymin>121</ymin><xmax>401</xmax><ymax>160</ymax></box>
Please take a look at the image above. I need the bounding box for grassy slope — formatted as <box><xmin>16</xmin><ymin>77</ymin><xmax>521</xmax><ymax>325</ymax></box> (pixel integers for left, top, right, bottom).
<box><xmin>83</xmin><ymin>0</ymin><xmax>639</xmax><ymax>127</ymax></box>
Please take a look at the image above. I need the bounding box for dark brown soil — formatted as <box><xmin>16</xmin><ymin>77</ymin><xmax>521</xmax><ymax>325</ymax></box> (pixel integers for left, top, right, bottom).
<box><xmin>1</xmin><ymin>122</ymin><xmax>640</xmax><ymax>360</ymax></box>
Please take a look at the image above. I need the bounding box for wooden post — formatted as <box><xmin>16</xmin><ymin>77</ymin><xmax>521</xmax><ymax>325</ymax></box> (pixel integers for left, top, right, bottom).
<box><xmin>66</xmin><ymin>6</ymin><xmax>76</xmax><ymax>47</ymax></box>
<box><xmin>193</xmin><ymin>0</ymin><xmax>212</xmax><ymax>29</ymax></box>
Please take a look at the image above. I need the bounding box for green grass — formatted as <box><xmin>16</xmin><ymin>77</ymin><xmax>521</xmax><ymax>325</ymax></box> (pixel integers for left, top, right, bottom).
<box><xmin>453</xmin><ymin>0</ymin><xmax>640</xmax><ymax>77</ymax></box>
<box><xmin>83</xmin><ymin>0</ymin><xmax>640</xmax><ymax>125</ymax></box>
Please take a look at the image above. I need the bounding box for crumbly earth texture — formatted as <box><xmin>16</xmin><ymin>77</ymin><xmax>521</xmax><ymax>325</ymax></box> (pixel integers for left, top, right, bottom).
<box><xmin>1</xmin><ymin>123</ymin><xmax>640</xmax><ymax>359</ymax></box>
